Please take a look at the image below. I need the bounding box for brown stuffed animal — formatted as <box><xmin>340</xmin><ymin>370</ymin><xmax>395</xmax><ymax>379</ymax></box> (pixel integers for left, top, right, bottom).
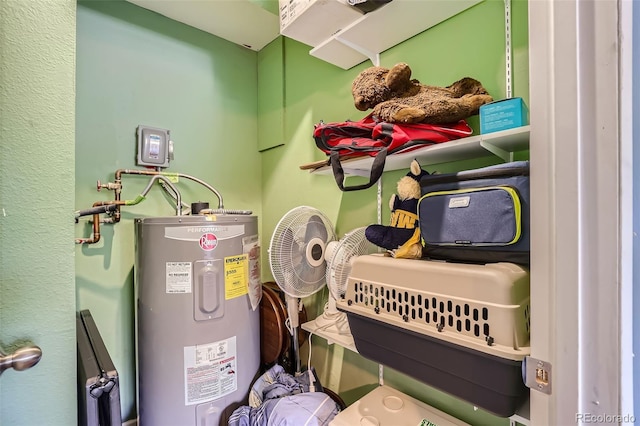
<box><xmin>352</xmin><ymin>62</ymin><xmax>493</xmax><ymax>124</ymax></box>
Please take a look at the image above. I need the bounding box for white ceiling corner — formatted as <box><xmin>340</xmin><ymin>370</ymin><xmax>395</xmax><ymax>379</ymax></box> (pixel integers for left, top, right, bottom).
<box><xmin>126</xmin><ymin>0</ymin><xmax>280</xmax><ymax>51</ymax></box>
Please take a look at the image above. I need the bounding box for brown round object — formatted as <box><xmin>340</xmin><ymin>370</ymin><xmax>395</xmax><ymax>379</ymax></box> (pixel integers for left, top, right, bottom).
<box><xmin>262</xmin><ymin>282</ymin><xmax>309</xmax><ymax>348</ymax></box>
<box><xmin>259</xmin><ymin>284</ymin><xmax>288</xmax><ymax>365</ymax></box>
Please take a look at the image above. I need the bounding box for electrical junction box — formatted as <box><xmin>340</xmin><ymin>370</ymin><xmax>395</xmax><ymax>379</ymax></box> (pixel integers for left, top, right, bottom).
<box><xmin>136</xmin><ymin>125</ymin><xmax>172</xmax><ymax>168</ymax></box>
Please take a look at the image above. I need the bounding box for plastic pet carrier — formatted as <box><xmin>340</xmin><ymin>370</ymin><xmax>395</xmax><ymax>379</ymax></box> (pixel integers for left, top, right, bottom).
<box><xmin>336</xmin><ymin>254</ymin><xmax>530</xmax><ymax>417</ymax></box>
<box><xmin>77</xmin><ymin>309</ymin><xmax>122</xmax><ymax>426</ymax></box>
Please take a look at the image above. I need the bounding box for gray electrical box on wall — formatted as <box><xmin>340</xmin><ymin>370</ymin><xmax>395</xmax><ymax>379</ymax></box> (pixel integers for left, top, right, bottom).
<box><xmin>136</xmin><ymin>125</ymin><xmax>172</xmax><ymax>168</ymax></box>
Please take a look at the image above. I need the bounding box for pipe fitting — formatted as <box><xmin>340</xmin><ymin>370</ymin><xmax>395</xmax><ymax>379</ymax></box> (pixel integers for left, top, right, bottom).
<box><xmin>96</xmin><ymin>180</ymin><xmax>121</xmax><ymax>192</ymax></box>
<box><xmin>77</xmin><ymin>168</ymin><xmax>225</xmax><ymax>244</ymax></box>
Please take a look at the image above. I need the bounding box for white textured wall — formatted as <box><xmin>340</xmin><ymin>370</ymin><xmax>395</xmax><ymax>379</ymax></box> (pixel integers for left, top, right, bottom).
<box><xmin>0</xmin><ymin>0</ymin><xmax>77</xmax><ymax>424</ymax></box>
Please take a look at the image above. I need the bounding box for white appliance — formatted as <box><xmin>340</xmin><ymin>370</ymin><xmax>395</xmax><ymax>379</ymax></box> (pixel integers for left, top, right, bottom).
<box><xmin>312</xmin><ymin>226</ymin><xmax>375</xmax><ymax>341</ymax></box>
<box><xmin>268</xmin><ymin>206</ymin><xmax>336</xmax><ymax>373</ymax></box>
<box><xmin>330</xmin><ymin>385</ymin><xmax>470</xmax><ymax>426</ymax></box>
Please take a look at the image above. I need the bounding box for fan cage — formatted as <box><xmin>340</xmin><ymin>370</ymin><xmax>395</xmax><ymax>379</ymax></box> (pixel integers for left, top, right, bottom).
<box><xmin>326</xmin><ymin>227</ymin><xmax>375</xmax><ymax>301</ymax></box>
<box><xmin>269</xmin><ymin>206</ymin><xmax>336</xmax><ymax>298</ymax></box>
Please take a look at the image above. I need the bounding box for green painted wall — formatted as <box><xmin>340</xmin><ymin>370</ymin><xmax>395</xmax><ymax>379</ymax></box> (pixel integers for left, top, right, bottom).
<box><xmin>0</xmin><ymin>0</ymin><xmax>528</xmax><ymax>424</ymax></box>
<box><xmin>250</xmin><ymin>0</ymin><xmax>279</xmax><ymax>16</ymax></box>
<box><xmin>0</xmin><ymin>0</ymin><xmax>77</xmax><ymax>425</ymax></box>
<box><xmin>75</xmin><ymin>1</ymin><xmax>262</xmax><ymax>420</ymax></box>
<box><xmin>261</xmin><ymin>1</ymin><xmax>529</xmax><ymax>425</ymax></box>
<box><xmin>258</xmin><ymin>37</ymin><xmax>285</xmax><ymax>151</ymax></box>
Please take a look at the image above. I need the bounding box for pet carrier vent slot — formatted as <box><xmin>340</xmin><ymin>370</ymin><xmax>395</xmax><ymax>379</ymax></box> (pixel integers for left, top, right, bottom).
<box><xmin>352</xmin><ymin>282</ymin><xmax>495</xmax><ymax>343</ymax></box>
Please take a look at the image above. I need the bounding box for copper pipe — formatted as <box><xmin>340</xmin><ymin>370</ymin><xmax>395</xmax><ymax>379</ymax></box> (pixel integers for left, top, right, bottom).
<box><xmin>115</xmin><ymin>169</ymin><xmax>223</xmax><ymax>208</ymax></box>
<box><xmin>74</xmin><ymin>213</ymin><xmax>101</xmax><ymax>245</ymax></box>
<box><xmin>75</xmin><ymin>200</ymin><xmax>126</xmax><ymax>244</ymax></box>
<box><xmin>94</xmin><ymin>200</ymin><xmax>126</xmax><ymax>225</ymax></box>
<box><xmin>77</xmin><ymin>169</ymin><xmax>223</xmax><ymax>244</ymax></box>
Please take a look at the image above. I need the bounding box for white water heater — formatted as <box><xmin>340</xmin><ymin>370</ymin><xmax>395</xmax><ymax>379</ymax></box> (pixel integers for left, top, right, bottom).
<box><xmin>134</xmin><ymin>214</ymin><xmax>260</xmax><ymax>425</ymax></box>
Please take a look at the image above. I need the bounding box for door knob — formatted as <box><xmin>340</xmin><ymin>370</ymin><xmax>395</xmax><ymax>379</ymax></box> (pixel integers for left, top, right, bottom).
<box><xmin>0</xmin><ymin>345</ymin><xmax>42</xmax><ymax>376</ymax></box>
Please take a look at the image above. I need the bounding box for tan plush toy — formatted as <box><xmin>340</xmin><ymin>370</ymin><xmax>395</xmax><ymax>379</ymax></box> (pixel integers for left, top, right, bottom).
<box><xmin>352</xmin><ymin>62</ymin><xmax>493</xmax><ymax>124</ymax></box>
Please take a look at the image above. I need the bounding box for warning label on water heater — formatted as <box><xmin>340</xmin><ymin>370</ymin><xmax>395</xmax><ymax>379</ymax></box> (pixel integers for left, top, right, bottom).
<box><xmin>184</xmin><ymin>336</ymin><xmax>237</xmax><ymax>406</ymax></box>
<box><xmin>166</xmin><ymin>262</ymin><xmax>192</xmax><ymax>294</ymax></box>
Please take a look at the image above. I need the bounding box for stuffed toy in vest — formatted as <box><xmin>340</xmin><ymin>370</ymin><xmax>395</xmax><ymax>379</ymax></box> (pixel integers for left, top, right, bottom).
<box><xmin>365</xmin><ymin>159</ymin><xmax>429</xmax><ymax>259</ymax></box>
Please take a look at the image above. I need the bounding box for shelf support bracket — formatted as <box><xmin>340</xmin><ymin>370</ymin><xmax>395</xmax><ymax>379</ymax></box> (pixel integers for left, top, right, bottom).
<box><xmin>480</xmin><ymin>140</ymin><xmax>514</xmax><ymax>163</ymax></box>
<box><xmin>335</xmin><ymin>36</ymin><xmax>380</xmax><ymax>67</ymax></box>
<box><xmin>504</xmin><ymin>0</ymin><xmax>512</xmax><ymax>98</ymax></box>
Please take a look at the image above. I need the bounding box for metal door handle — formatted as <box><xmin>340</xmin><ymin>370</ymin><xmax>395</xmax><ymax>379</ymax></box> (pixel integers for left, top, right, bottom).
<box><xmin>0</xmin><ymin>345</ymin><xmax>42</xmax><ymax>376</ymax></box>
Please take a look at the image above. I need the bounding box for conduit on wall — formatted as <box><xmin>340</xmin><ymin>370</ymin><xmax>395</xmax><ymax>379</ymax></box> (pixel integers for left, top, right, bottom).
<box><xmin>74</xmin><ymin>168</ymin><xmax>249</xmax><ymax>245</ymax></box>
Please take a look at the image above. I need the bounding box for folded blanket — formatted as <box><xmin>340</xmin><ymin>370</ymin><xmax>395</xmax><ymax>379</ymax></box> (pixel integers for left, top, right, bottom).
<box><xmin>228</xmin><ymin>365</ymin><xmax>340</xmax><ymax>426</ymax></box>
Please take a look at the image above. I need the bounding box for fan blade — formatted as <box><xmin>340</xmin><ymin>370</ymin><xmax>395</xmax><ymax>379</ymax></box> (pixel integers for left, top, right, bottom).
<box><xmin>305</xmin><ymin>214</ymin><xmax>329</xmax><ymax>244</ymax></box>
<box><xmin>277</xmin><ymin>228</ymin><xmax>295</xmax><ymax>271</ymax></box>
<box><xmin>291</xmin><ymin>214</ymin><xmax>331</xmax><ymax>291</ymax></box>
<box><xmin>302</xmin><ymin>215</ymin><xmax>330</xmax><ymax>269</ymax></box>
<box><xmin>290</xmin><ymin>240</ymin><xmax>305</xmax><ymax>274</ymax></box>
<box><xmin>296</xmin><ymin>261</ymin><xmax>326</xmax><ymax>288</ymax></box>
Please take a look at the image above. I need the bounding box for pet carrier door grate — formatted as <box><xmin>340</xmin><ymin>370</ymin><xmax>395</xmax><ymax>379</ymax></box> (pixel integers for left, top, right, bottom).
<box><xmin>350</xmin><ymin>280</ymin><xmax>530</xmax><ymax>349</ymax></box>
<box><xmin>337</xmin><ymin>254</ymin><xmax>531</xmax><ymax>417</ymax></box>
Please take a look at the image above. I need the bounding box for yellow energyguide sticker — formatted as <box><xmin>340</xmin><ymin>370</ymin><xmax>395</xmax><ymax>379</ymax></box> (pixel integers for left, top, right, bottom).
<box><xmin>224</xmin><ymin>254</ymin><xmax>248</xmax><ymax>300</ymax></box>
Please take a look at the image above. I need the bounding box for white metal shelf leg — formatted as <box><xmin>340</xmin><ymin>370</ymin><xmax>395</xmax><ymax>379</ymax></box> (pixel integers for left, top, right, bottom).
<box><xmin>504</xmin><ymin>0</ymin><xmax>512</xmax><ymax>98</ymax></box>
<box><xmin>377</xmin><ymin>177</ymin><xmax>384</xmax><ymax>386</ymax></box>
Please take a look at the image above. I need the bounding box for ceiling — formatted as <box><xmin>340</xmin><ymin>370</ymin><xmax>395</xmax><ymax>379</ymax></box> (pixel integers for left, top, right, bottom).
<box><xmin>126</xmin><ymin>0</ymin><xmax>281</xmax><ymax>51</ymax></box>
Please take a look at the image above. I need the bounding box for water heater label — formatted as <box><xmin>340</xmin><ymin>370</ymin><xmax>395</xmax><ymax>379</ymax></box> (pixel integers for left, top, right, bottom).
<box><xmin>184</xmin><ymin>336</ymin><xmax>237</xmax><ymax>405</ymax></box>
<box><xmin>243</xmin><ymin>234</ymin><xmax>262</xmax><ymax>311</ymax></box>
<box><xmin>166</xmin><ymin>262</ymin><xmax>192</xmax><ymax>294</ymax></box>
<box><xmin>164</xmin><ymin>225</ymin><xmax>245</xmax><ymax>242</ymax></box>
<box><xmin>224</xmin><ymin>255</ymin><xmax>248</xmax><ymax>300</ymax></box>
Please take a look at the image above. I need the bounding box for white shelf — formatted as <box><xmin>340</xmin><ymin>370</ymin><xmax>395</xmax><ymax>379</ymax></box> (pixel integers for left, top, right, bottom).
<box><xmin>510</xmin><ymin>397</ymin><xmax>530</xmax><ymax>426</ymax></box>
<box><xmin>309</xmin><ymin>0</ymin><xmax>483</xmax><ymax>69</ymax></box>
<box><xmin>310</xmin><ymin>125</ymin><xmax>530</xmax><ymax>177</ymax></box>
<box><xmin>301</xmin><ymin>319</ymin><xmax>359</xmax><ymax>353</ymax></box>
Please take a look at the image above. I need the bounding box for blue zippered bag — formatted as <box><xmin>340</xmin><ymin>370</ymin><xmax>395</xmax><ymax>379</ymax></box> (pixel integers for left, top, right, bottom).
<box><xmin>418</xmin><ymin>161</ymin><xmax>530</xmax><ymax>264</ymax></box>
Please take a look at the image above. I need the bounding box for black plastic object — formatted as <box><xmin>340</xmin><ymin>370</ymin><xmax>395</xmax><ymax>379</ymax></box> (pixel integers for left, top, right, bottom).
<box><xmin>191</xmin><ymin>201</ymin><xmax>210</xmax><ymax>214</ymax></box>
<box><xmin>348</xmin><ymin>0</ymin><xmax>392</xmax><ymax>13</ymax></box>
<box><xmin>77</xmin><ymin>310</ymin><xmax>122</xmax><ymax>426</ymax></box>
<box><xmin>345</xmin><ymin>310</ymin><xmax>528</xmax><ymax>417</ymax></box>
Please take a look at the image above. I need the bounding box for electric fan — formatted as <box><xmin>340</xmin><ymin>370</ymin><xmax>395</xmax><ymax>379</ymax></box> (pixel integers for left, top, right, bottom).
<box><xmin>268</xmin><ymin>206</ymin><xmax>337</xmax><ymax>374</ymax></box>
<box><xmin>313</xmin><ymin>227</ymin><xmax>376</xmax><ymax>337</ymax></box>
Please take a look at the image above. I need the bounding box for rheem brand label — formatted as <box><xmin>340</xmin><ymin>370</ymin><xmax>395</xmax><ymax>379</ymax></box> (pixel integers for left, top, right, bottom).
<box><xmin>199</xmin><ymin>233</ymin><xmax>218</xmax><ymax>251</ymax></box>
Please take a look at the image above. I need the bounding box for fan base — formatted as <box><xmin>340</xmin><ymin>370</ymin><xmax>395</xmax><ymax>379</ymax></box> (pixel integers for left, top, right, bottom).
<box><xmin>313</xmin><ymin>311</ymin><xmax>352</xmax><ymax>335</ymax></box>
